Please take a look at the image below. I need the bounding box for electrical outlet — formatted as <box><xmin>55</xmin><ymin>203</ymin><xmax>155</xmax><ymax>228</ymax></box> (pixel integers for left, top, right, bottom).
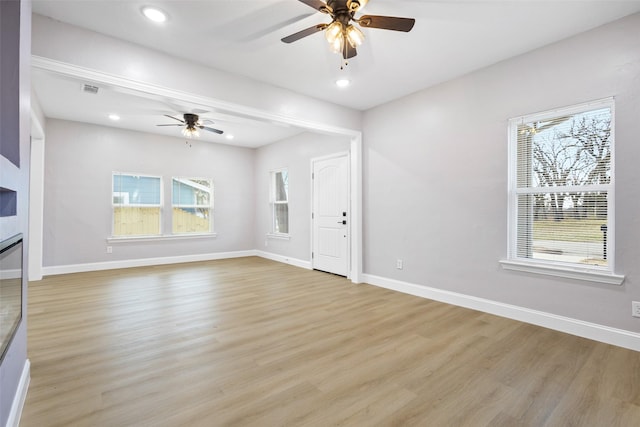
<box><xmin>106</xmin><ymin>246</ymin><xmax>112</xmax><ymax>254</ymax></box>
<box><xmin>632</xmin><ymin>301</ymin><xmax>640</xmax><ymax>318</ymax></box>
<box><xmin>396</xmin><ymin>259</ymin><xmax>403</xmax><ymax>269</ymax></box>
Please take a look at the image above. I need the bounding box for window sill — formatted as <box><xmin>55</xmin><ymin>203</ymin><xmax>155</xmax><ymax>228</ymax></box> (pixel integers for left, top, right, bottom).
<box><xmin>499</xmin><ymin>259</ymin><xmax>624</xmax><ymax>286</ymax></box>
<box><xmin>107</xmin><ymin>233</ymin><xmax>217</xmax><ymax>244</ymax></box>
<box><xmin>266</xmin><ymin>233</ymin><xmax>291</xmax><ymax>241</ymax></box>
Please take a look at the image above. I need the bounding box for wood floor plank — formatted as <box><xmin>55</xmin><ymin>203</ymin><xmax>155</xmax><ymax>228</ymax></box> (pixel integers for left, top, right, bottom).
<box><xmin>20</xmin><ymin>257</ymin><xmax>640</xmax><ymax>426</ymax></box>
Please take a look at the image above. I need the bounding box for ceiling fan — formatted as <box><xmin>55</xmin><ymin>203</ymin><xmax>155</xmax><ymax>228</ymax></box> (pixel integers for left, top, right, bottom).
<box><xmin>157</xmin><ymin>113</ymin><xmax>223</xmax><ymax>138</ymax></box>
<box><xmin>281</xmin><ymin>0</ymin><xmax>415</xmax><ymax>60</ymax></box>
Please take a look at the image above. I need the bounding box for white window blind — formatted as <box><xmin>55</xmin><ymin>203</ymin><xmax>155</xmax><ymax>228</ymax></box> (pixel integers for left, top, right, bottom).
<box><xmin>270</xmin><ymin>169</ymin><xmax>289</xmax><ymax>235</ymax></box>
<box><xmin>508</xmin><ymin>99</ymin><xmax>614</xmax><ymax>272</ymax></box>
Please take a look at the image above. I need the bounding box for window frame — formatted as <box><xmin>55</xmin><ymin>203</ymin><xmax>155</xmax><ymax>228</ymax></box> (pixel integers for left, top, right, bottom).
<box><xmin>269</xmin><ymin>168</ymin><xmax>290</xmax><ymax>237</ymax></box>
<box><xmin>171</xmin><ymin>176</ymin><xmax>214</xmax><ymax>235</ymax></box>
<box><xmin>501</xmin><ymin>98</ymin><xmax>624</xmax><ymax>285</ymax></box>
<box><xmin>111</xmin><ymin>172</ymin><xmax>163</xmax><ymax>238</ymax></box>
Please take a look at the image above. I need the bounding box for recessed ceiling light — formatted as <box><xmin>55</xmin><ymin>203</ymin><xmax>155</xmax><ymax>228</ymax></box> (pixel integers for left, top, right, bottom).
<box><xmin>335</xmin><ymin>78</ymin><xmax>351</xmax><ymax>88</ymax></box>
<box><xmin>225</xmin><ymin>134</ymin><xmax>234</xmax><ymax>140</ymax></box>
<box><xmin>142</xmin><ymin>6</ymin><xmax>167</xmax><ymax>23</ymax></box>
<box><xmin>108</xmin><ymin>114</ymin><xmax>120</xmax><ymax>121</ymax></box>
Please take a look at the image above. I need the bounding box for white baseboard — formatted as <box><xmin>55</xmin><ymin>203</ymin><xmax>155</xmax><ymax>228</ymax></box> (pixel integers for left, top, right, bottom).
<box><xmin>40</xmin><ymin>250</ymin><xmax>311</xmax><ymax>277</ymax></box>
<box><xmin>42</xmin><ymin>250</ymin><xmax>258</xmax><ymax>276</ymax></box>
<box><xmin>361</xmin><ymin>273</ymin><xmax>640</xmax><ymax>352</ymax></box>
<box><xmin>6</xmin><ymin>359</ymin><xmax>30</xmax><ymax>427</ymax></box>
<box><xmin>255</xmin><ymin>250</ymin><xmax>312</xmax><ymax>270</ymax></box>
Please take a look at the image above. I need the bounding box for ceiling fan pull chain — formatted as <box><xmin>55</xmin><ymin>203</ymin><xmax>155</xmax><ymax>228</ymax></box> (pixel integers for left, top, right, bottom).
<box><xmin>338</xmin><ymin>51</ymin><xmax>347</xmax><ymax>70</ymax></box>
<box><xmin>341</xmin><ymin>43</ymin><xmax>348</xmax><ymax>69</ymax></box>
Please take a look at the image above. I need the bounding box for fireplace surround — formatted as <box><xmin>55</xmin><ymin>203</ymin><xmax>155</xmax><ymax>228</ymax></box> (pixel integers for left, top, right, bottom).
<box><xmin>0</xmin><ymin>233</ymin><xmax>23</xmax><ymax>362</ymax></box>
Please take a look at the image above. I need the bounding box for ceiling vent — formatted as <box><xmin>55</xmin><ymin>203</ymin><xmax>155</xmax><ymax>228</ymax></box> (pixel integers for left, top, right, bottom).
<box><xmin>82</xmin><ymin>84</ymin><xmax>100</xmax><ymax>95</ymax></box>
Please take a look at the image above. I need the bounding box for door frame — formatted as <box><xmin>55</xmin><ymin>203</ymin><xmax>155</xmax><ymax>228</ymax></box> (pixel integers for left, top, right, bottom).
<box><xmin>28</xmin><ymin>110</ymin><xmax>46</xmax><ymax>281</ymax></box>
<box><xmin>310</xmin><ymin>151</ymin><xmax>351</xmax><ymax>278</ymax></box>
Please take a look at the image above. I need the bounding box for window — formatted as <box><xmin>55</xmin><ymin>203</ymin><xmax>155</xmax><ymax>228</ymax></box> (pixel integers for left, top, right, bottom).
<box><xmin>506</xmin><ymin>99</ymin><xmax>615</xmax><ymax>275</ymax></box>
<box><xmin>172</xmin><ymin>177</ymin><xmax>213</xmax><ymax>234</ymax></box>
<box><xmin>112</xmin><ymin>173</ymin><xmax>162</xmax><ymax>236</ymax></box>
<box><xmin>270</xmin><ymin>169</ymin><xmax>289</xmax><ymax>235</ymax></box>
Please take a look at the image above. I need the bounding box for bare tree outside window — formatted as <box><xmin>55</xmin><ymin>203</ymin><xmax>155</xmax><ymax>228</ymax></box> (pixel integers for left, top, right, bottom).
<box><xmin>511</xmin><ymin>103</ymin><xmax>613</xmax><ymax>268</ymax></box>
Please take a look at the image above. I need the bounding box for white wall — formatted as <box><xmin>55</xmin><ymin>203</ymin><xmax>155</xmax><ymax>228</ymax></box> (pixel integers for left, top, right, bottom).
<box><xmin>254</xmin><ymin>132</ymin><xmax>350</xmax><ymax>263</ymax></box>
<box><xmin>362</xmin><ymin>13</ymin><xmax>640</xmax><ymax>333</ymax></box>
<box><xmin>42</xmin><ymin>119</ymin><xmax>255</xmax><ymax>267</ymax></box>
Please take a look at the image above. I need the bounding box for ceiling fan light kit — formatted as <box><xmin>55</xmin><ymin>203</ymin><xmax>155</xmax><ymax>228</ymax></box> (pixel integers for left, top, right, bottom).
<box><xmin>282</xmin><ymin>0</ymin><xmax>415</xmax><ymax>61</ymax></box>
<box><xmin>325</xmin><ymin>21</ymin><xmax>343</xmax><ymax>43</ymax></box>
<box><xmin>157</xmin><ymin>113</ymin><xmax>224</xmax><ymax>139</ymax></box>
<box><xmin>182</xmin><ymin>126</ymin><xmax>200</xmax><ymax>139</ymax></box>
<box><xmin>345</xmin><ymin>25</ymin><xmax>364</xmax><ymax>47</ymax></box>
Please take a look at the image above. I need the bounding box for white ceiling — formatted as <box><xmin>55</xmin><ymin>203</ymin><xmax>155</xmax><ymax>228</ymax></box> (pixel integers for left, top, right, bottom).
<box><xmin>32</xmin><ymin>68</ymin><xmax>306</xmax><ymax>148</ymax></box>
<box><xmin>31</xmin><ymin>0</ymin><xmax>640</xmax><ymax>146</ymax></box>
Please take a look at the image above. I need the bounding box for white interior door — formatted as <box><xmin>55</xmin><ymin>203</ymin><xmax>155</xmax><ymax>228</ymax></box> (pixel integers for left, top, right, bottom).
<box><xmin>312</xmin><ymin>154</ymin><xmax>349</xmax><ymax>276</ymax></box>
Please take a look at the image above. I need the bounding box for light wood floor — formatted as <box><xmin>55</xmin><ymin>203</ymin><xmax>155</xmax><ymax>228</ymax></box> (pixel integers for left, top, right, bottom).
<box><xmin>21</xmin><ymin>257</ymin><xmax>640</xmax><ymax>426</ymax></box>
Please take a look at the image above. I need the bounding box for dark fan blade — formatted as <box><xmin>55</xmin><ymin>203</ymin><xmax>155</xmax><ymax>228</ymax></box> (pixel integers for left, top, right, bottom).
<box><xmin>157</xmin><ymin>124</ymin><xmax>184</xmax><ymax>127</ymax></box>
<box><xmin>344</xmin><ymin>43</ymin><xmax>357</xmax><ymax>60</ymax></box>
<box><xmin>298</xmin><ymin>0</ymin><xmax>331</xmax><ymax>13</ymax></box>
<box><xmin>241</xmin><ymin>13</ymin><xmax>315</xmax><ymax>42</ymax></box>
<box><xmin>199</xmin><ymin>125</ymin><xmax>224</xmax><ymax>135</ymax></box>
<box><xmin>358</xmin><ymin>15</ymin><xmax>416</xmax><ymax>32</ymax></box>
<box><xmin>282</xmin><ymin>24</ymin><xmax>327</xmax><ymax>43</ymax></box>
<box><xmin>164</xmin><ymin>114</ymin><xmax>185</xmax><ymax>123</ymax></box>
